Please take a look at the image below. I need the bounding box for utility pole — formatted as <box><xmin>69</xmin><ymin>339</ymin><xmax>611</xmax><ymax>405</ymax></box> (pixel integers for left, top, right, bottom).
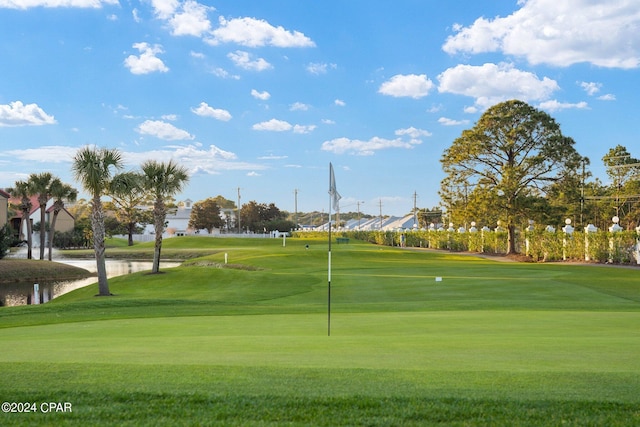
<box><xmin>379</xmin><ymin>199</ymin><xmax>383</xmax><ymax>229</ymax></box>
<box><xmin>413</xmin><ymin>191</ymin><xmax>418</xmax><ymax>228</ymax></box>
<box><xmin>357</xmin><ymin>201</ymin><xmax>364</xmax><ymax>229</ymax></box>
<box><xmin>293</xmin><ymin>188</ymin><xmax>299</xmax><ymax>230</ymax></box>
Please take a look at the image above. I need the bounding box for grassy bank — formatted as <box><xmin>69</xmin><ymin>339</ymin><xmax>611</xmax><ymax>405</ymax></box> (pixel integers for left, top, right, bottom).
<box><xmin>0</xmin><ymin>236</ymin><xmax>639</xmax><ymax>425</ymax></box>
<box><xmin>0</xmin><ymin>259</ymin><xmax>91</xmax><ymax>284</ymax></box>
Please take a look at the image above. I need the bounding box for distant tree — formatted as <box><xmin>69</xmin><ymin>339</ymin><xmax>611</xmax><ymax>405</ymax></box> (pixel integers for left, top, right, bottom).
<box><xmin>440</xmin><ymin>100</ymin><xmax>585</xmax><ymax>254</ymax></box>
<box><xmin>47</xmin><ymin>179</ymin><xmax>78</xmax><ymax>260</ymax></box>
<box><xmin>28</xmin><ymin>172</ymin><xmax>56</xmax><ymax>260</ymax></box>
<box><xmin>240</xmin><ymin>201</ymin><xmax>292</xmax><ymax>232</ymax></box>
<box><xmin>141</xmin><ymin>160</ymin><xmax>190</xmax><ymax>274</ymax></box>
<box><xmin>188</xmin><ymin>198</ymin><xmax>224</xmax><ymax>233</ymax></box>
<box><xmin>0</xmin><ymin>224</ymin><xmax>13</xmax><ymax>259</ymax></box>
<box><xmin>602</xmin><ymin>145</ymin><xmax>640</xmax><ymax>228</ymax></box>
<box><xmin>72</xmin><ymin>146</ymin><xmax>124</xmax><ymax>296</ymax></box>
<box><xmin>108</xmin><ymin>171</ymin><xmax>148</xmax><ymax>246</ymax></box>
<box><xmin>9</xmin><ymin>180</ymin><xmax>34</xmax><ymax>259</ymax></box>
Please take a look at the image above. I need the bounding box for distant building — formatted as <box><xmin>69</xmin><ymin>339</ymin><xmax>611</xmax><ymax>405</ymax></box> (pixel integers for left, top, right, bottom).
<box><xmin>7</xmin><ymin>194</ymin><xmax>75</xmax><ymax>244</ymax></box>
<box><xmin>0</xmin><ymin>189</ymin><xmax>9</xmax><ymax>228</ymax></box>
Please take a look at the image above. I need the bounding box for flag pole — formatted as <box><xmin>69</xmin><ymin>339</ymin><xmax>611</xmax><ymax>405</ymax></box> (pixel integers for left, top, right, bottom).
<box><xmin>328</xmin><ymin>188</ymin><xmax>332</xmax><ymax>337</ymax></box>
<box><xmin>328</xmin><ymin>162</ymin><xmax>341</xmax><ymax>337</ymax></box>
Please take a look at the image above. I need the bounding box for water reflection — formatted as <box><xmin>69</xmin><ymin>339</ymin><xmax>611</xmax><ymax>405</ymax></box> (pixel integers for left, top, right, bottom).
<box><xmin>0</xmin><ymin>259</ymin><xmax>181</xmax><ymax>307</ymax></box>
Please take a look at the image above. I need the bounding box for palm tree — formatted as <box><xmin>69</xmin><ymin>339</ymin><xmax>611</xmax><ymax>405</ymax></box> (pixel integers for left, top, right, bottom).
<box><xmin>28</xmin><ymin>172</ymin><xmax>55</xmax><ymax>260</ymax></box>
<box><xmin>10</xmin><ymin>180</ymin><xmax>34</xmax><ymax>259</ymax></box>
<box><xmin>141</xmin><ymin>160</ymin><xmax>189</xmax><ymax>273</ymax></box>
<box><xmin>47</xmin><ymin>178</ymin><xmax>78</xmax><ymax>261</ymax></box>
<box><xmin>72</xmin><ymin>146</ymin><xmax>124</xmax><ymax>296</ymax></box>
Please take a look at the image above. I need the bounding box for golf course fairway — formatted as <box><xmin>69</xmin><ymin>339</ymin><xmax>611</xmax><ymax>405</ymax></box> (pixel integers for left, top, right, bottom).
<box><xmin>0</xmin><ymin>236</ymin><xmax>638</xmax><ymax>426</ymax></box>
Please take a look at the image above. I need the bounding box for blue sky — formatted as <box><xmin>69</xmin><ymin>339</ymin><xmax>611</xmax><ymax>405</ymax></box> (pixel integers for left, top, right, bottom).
<box><xmin>1</xmin><ymin>0</ymin><xmax>639</xmax><ymax>217</ymax></box>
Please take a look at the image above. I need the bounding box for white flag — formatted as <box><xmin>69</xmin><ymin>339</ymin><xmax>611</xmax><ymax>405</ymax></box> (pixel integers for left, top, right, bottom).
<box><xmin>329</xmin><ymin>162</ymin><xmax>341</xmax><ymax>211</ymax></box>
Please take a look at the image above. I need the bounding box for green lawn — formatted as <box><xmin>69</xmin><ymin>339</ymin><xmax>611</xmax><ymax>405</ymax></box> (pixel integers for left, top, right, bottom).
<box><xmin>0</xmin><ymin>237</ymin><xmax>639</xmax><ymax>426</ymax></box>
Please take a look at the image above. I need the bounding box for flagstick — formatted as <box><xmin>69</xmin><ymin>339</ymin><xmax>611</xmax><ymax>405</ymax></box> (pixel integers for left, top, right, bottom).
<box><xmin>328</xmin><ymin>191</ymin><xmax>332</xmax><ymax>337</ymax></box>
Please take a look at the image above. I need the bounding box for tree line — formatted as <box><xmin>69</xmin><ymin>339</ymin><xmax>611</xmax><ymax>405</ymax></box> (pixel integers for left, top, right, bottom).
<box><xmin>440</xmin><ymin>100</ymin><xmax>639</xmax><ymax>254</ymax></box>
<box><xmin>2</xmin><ymin>147</ymin><xmax>189</xmax><ymax>297</ymax></box>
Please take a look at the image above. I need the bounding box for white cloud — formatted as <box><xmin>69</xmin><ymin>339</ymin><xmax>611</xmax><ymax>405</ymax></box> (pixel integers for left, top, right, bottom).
<box><xmin>438</xmin><ymin>63</ymin><xmax>559</xmax><ymax>108</ymax></box>
<box><xmin>251</xmin><ymin>89</ymin><xmax>271</xmax><ymax>100</ymax></box>
<box><xmin>191</xmin><ymin>102</ymin><xmax>232</xmax><ymax>121</ymax></box>
<box><xmin>290</xmin><ymin>102</ymin><xmax>310</xmax><ymax>111</ymax></box>
<box><xmin>378</xmin><ymin>74</ymin><xmax>434</xmax><ymax>99</ymax></box>
<box><xmin>438</xmin><ymin>117</ymin><xmax>470</xmax><ymax>126</ymax></box>
<box><xmin>168</xmin><ymin>0</ymin><xmax>213</xmax><ymax>37</ymax></box>
<box><xmin>321</xmin><ymin>135</ymin><xmax>422</xmax><ymax>156</ymax></box>
<box><xmin>190</xmin><ymin>51</ymin><xmax>205</xmax><ymax>59</ymax></box>
<box><xmin>210</xmin><ymin>67</ymin><xmax>240</xmax><ymax>80</ymax></box>
<box><xmin>0</xmin><ymin>0</ymin><xmax>118</xmax><ymax>8</ymax></box>
<box><xmin>580</xmin><ymin>81</ymin><xmax>602</xmax><ymax>96</ymax></box>
<box><xmin>3</xmin><ymin>145</ymin><xmax>75</xmax><ymax>162</ymax></box>
<box><xmin>322</xmin><ymin>119</ymin><xmax>336</xmax><ymax>125</ymax></box>
<box><xmin>395</xmin><ymin>127</ymin><xmax>432</xmax><ymax>139</ymax></box>
<box><xmin>293</xmin><ymin>124</ymin><xmax>316</xmax><ymax>134</ymax></box>
<box><xmin>227</xmin><ymin>50</ymin><xmax>272</xmax><ymax>71</ymax></box>
<box><xmin>0</xmin><ymin>101</ymin><xmax>56</xmax><ymax>127</ymax></box>
<box><xmin>149</xmin><ymin>0</ymin><xmax>179</xmax><ymax>20</ymax></box>
<box><xmin>258</xmin><ymin>154</ymin><xmax>288</xmax><ymax>160</ymax></box>
<box><xmin>247</xmin><ymin>171</ymin><xmax>261</xmax><ymax>177</ymax></box>
<box><xmin>252</xmin><ymin>119</ymin><xmax>292</xmax><ymax>132</ymax></box>
<box><xmin>443</xmin><ymin>0</ymin><xmax>640</xmax><ymax>69</ymax></box>
<box><xmin>124</xmin><ymin>42</ymin><xmax>169</xmax><ymax>74</ymax></box>
<box><xmin>537</xmin><ymin>100</ymin><xmax>589</xmax><ymax>112</ymax></box>
<box><xmin>208</xmin><ymin>16</ymin><xmax>315</xmax><ymax>47</ymax></box>
<box><xmin>598</xmin><ymin>94</ymin><xmax>616</xmax><ymax>101</ymax></box>
<box><xmin>306</xmin><ymin>62</ymin><xmax>337</xmax><ymax>75</ymax></box>
<box><xmin>334</xmin><ymin>99</ymin><xmax>346</xmax><ymax>107</ymax></box>
<box><xmin>136</xmin><ymin>120</ymin><xmax>194</xmax><ymax>140</ymax></box>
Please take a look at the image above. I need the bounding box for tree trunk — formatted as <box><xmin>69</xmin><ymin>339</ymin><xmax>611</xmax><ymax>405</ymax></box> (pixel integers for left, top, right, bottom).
<box><xmin>128</xmin><ymin>222</ymin><xmax>135</xmax><ymax>247</ymax></box>
<box><xmin>151</xmin><ymin>198</ymin><xmax>165</xmax><ymax>274</ymax></box>
<box><xmin>91</xmin><ymin>198</ymin><xmax>110</xmax><ymax>296</ymax></box>
<box><xmin>47</xmin><ymin>210</ymin><xmax>59</xmax><ymax>261</ymax></box>
<box><xmin>507</xmin><ymin>224</ymin><xmax>517</xmax><ymax>254</ymax></box>
<box><xmin>39</xmin><ymin>203</ymin><xmax>46</xmax><ymax>260</ymax></box>
<box><xmin>26</xmin><ymin>217</ymin><xmax>33</xmax><ymax>260</ymax></box>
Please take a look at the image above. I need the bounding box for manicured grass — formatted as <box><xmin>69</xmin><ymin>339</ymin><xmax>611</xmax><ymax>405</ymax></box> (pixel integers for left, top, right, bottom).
<box><xmin>0</xmin><ymin>237</ymin><xmax>639</xmax><ymax>425</ymax></box>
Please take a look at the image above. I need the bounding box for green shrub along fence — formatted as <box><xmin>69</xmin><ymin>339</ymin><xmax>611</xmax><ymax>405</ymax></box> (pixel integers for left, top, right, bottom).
<box><xmin>294</xmin><ymin>228</ymin><xmax>640</xmax><ymax>265</ymax></box>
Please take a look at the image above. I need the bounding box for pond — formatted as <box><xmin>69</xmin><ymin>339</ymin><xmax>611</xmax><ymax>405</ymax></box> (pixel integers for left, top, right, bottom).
<box><xmin>0</xmin><ymin>259</ymin><xmax>181</xmax><ymax>307</ymax></box>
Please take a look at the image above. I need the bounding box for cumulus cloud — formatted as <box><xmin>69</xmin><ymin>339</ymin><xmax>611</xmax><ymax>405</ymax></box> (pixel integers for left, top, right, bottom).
<box><xmin>191</xmin><ymin>102</ymin><xmax>232</xmax><ymax>121</ymax></box>
<box><xmin>0</xmin><ymin>101</ymin><xmax>56</xmax><ymax>127</ymax></box>
<box><xmin>580</xmin><ymin>81</ymin><xmax>601</xmax><ymax>96</ymax></box>
<box><xmin>252</xmin><ymin>119</ymin><xmax>292</xmax><ymax>132</ymax></box>
<box><xmin>124</xmin><ymin>42</ymin><xmax>169</xmax><ymax>74</ymax></box>
<box><xmin>252</xmin><ymin>119</ymin><xmax>316</xmax><ymax>134</ymax></box>
<box><xmin>378</xmin><ymin>74</ymin><xmax>434</xmax><ymax>99</ymax></box>
<box><xmin>167</xmin><ymin>0</ymin><xmax>213</xmax><ymax>37</ymax></box>
<box><xmin>136</xmin><ymin>120</ymin><xmax>194</xmax><ymax>140</ymax></box>
<box><xmin>0</xmin><ymin>0</ymin><xmax>118</xmax><ymax>8</ymax></box>
<box><xmin>3</xmin><ymin>145</ymin><xmax>75</xmax><ymax>162</ymax></box>
<box><xmin>537</xmin><ymin>100</ymin><xmax>589</xmax><ymax>112</ymax></box>
<box><xmin>437</xmin><ymin>63</ymin><xmax>559</xmax><ymax>108</ymax></box>
<box><xmin>321</xmin><ymin>136</ymin><xmax>422</xmax><ymax>156</ymax></box>
<box><xmin>322</xmin><ymin>127</ymin><xmax>428</xmax><ymax>156</ymax></box>
<box><xmin>208</xmin><ymin>16</ymin><xmax>315</xmax><ymax>47</ymax></box>
<box><xmin>293</xmin><ymin>124</ymin><xmax>316</xmax><ymax>134</ymax></box>
<box><xmin>438</xmin><ymin>117</ymin><xmax>470</xmax><ymax>126</ymax></box>
<box><xmin>251</xmin><ymin>89</ymin><xmax>271</xmax><ymax>100</ymax></box>
<box><xmin>228</xmin><ymin>50</ymin><xmax>272</xmax><ymax>71</ymax></box>
<box><xmin>289</xmin><ymin>102</ymin><xmax>310</xmax><ymax>111</ymax></box>
<box><xmin>443</xmin><ymin>0</ymin><xmax>640</xmax><ymax>68</ymax></box>
<box><xmin>306</xmin><ymin>62</ymin><xmax>337</xmax><ymax>75</ymax></box>
<box><xmin>334</xmin><ymin>99</ymin><xmax>346</xmax><ymax>106</ymax></box>
<box><xmin>395</xmin><ymin>127</ymin><xmax>432</xmax><ymax>139</ymax></box>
